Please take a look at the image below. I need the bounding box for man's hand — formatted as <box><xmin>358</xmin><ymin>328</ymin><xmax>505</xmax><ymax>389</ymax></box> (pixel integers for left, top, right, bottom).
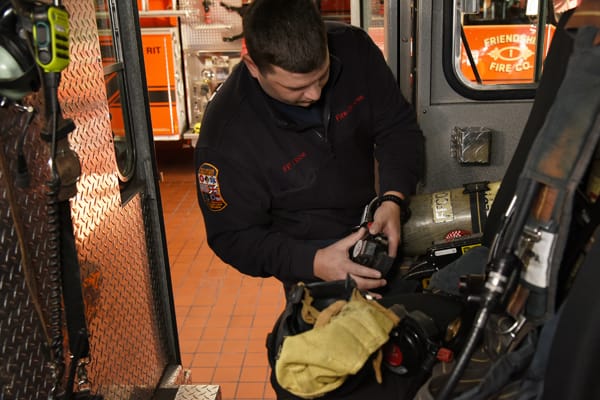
<box><xmin>313</xmin><ymin>227</ymin><xmax>387</xmax><ymax>291</ymax></box>
<box><xmin>368</xmin><ymin>191</ymin><xmax>404</xmax><ymax>258</ymax></box>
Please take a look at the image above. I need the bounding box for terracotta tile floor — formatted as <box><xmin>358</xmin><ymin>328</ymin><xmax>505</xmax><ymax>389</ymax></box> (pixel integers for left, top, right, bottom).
<box><xmin>156</xmin><ymin>142</ymin><xmax>284</xmax><ymax>400</ymax></box>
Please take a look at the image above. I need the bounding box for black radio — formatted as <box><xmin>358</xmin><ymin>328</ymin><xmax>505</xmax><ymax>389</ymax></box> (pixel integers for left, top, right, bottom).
<box><xmin>350</xmin><ymin>232</ymin><xmax>395</xmax><ymax>277</ymax></box>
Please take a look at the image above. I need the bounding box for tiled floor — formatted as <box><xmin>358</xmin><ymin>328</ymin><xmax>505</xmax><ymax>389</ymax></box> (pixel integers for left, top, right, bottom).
<box><xmin>156</xmin><ymin>142</ymin><xmax>284</xmax><ymax>400</ymax></box>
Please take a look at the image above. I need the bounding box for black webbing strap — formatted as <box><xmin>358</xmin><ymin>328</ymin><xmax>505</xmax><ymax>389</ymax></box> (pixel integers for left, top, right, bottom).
<box><xmin>59</xmin><ymin>200</ymin><xmax>89</xmax><ymax>358</ymax></box>
<box><xmin>463</xmin><ymin>181</ymin><xmax>490</xmax><ymax>234</ymax></box>
<box><xmin>58</xmin><ymin>200</ymin><xmax>93</xmax><ymax>399</ymax></box>
<box><xmin>557</xmin><ymin>187</ymin><xmax>600</xmax><ymax>301</ymax></box>
<box><xmin>519</xmin><ymin>25</ymin><xmax>600</xmax><ymax>320</ymax></box>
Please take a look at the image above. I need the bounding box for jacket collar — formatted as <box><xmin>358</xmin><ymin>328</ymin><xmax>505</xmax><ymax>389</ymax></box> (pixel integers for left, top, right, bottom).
<box><xmin>242</xmin><ymin>55</ymin><xmax>342</xmax><ymax>132</ymax></box>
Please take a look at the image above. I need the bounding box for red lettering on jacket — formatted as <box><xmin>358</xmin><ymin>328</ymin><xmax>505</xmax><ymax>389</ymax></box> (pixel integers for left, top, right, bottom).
<box><xmin>335</xmin><ymin>95</ymin><xmax>366</xmax><ymax>122</ymax></box>
<box><xmin>282</xmin><ymin>151</ymin><xmax>307</xmax><ymax>173</ymax></box>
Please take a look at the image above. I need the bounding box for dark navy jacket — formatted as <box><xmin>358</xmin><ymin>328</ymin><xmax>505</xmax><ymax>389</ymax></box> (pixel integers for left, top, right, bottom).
<box><xmin>195</xmin><ymin>22</ymin><xmax>424</xmax><ymax>286</ymax></box>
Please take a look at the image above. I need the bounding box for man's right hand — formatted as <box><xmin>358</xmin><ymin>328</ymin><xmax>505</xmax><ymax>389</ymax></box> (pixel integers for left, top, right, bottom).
<box><xmin>313</xmin><ymin>228</ymin><xmax>388</xmax><ymax>291</ymax></box>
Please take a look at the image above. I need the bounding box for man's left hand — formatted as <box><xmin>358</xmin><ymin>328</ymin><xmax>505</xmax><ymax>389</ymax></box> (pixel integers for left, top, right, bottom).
<box><xmin>368</xmin><ymin>191</ymin><xmax>405</xmax><ymax>258</ymax></box>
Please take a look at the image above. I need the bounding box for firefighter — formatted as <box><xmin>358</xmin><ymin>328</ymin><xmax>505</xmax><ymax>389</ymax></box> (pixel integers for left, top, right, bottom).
<box><xmin>194</xmin><ymin>0</ymin><xmax>423</xmax><ymax>397</ymax></box>
<box><xmin>194</xmin><ymin>0</ymin><xmax>423</xmax><ymax>296</ymax></box>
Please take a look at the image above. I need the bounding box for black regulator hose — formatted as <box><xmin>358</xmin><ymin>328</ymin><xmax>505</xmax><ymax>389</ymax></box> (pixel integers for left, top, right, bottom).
<box><xmin>435</xmin><ymin>181</ymin><xmax>538</xmax><ymax>400</ymax></box>
<box><xmin>46</xmin><ymin>173</ymin><xmax>65</xmax><ymax>400</ymax></box>
<box><xmin>435</xmin><ymin>251</ymin><xmax>522</xmax><ymax>400</ymax></box>
<box><xmin>44</xmin><ymin>70</ymin><xmax>67</xmax><ymax>400</ymax></box>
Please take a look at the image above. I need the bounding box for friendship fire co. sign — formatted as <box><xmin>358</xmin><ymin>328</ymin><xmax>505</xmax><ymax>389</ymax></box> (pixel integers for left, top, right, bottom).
<box><xmin>460</xmin><ymin>24</ymin><xmax>555</xmax><ymax>84</ymax></box>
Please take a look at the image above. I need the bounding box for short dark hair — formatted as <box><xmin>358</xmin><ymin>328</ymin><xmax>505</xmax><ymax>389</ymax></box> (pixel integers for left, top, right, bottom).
<box><xmin>242</xmin><ymin>0</ymin><xmax>328</xmax><ymax>74</ymax></box>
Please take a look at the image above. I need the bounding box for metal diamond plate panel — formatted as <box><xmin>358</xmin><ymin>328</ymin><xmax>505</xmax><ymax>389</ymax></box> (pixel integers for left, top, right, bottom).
<box><xmin>174</xmin><ymin>385</ymin><xmax>222</xmax><ymax>400</ymax></box>
<box><xmin>0</xmin><ymin>107</ymin><xmax>56</xmax><ymax>399</ymax></box>
<box><xmin>62</xmin><ymin>0</ymin><xmax>170</xmax><ymax>398</ymax></box>
<box><xmin>154</xmin><ymin>385</ymin><xmax>221</xmax><ymax>400</ymax></box>
<box><xmin>0</xmin><ymin>0</ymin><xmax>175</xmax><ymax>399</ymax></box>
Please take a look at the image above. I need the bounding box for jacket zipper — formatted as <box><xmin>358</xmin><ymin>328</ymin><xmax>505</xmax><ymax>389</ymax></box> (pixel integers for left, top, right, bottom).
<box><xmin>318</xmin><ymin>85</ymin><xmax>332</xmax><ymax>143</ymax></box>
<box><xmin>313</xmin><ymin>129</ymin><xmax>326</xmax><ymax>141</ymax></box>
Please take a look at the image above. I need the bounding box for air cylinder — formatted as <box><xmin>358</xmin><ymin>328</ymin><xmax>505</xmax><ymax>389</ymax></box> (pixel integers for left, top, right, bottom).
<box><xmin>403</xmin><ymin>181</ymin><xmax>500</xmax><ymax>256</ymax></box>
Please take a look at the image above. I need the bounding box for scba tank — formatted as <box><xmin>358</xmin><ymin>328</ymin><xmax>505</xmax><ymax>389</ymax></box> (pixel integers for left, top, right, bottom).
<box><xmin>403</xmin><ymin>181</ymin><xmax>500</xmax><ymax>256</ymax></box>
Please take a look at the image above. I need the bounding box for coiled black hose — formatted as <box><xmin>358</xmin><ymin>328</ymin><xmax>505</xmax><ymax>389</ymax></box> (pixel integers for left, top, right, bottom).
<box><xmin>46</xmin><ymin>173</ymin><xmax>65</xmax><ymax>400</ymax></box>
<box><xmin>45</xmin><ymin>71</ymin><xmax>66</xmax><ymax>400</ymax></box>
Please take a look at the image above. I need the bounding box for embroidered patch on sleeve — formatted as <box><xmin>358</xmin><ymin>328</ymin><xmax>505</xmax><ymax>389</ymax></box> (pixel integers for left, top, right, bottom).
<box><xmin>197</xmin><ymin>162</ymin><xmax>228</xmax><ymax>211</ymax></box>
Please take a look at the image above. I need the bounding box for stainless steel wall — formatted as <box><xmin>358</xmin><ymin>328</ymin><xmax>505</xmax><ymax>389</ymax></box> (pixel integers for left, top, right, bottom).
<box><xmin>0</xmin><ymin>1</ymin><xmax>177</xmax><ymax>398</ymax></box>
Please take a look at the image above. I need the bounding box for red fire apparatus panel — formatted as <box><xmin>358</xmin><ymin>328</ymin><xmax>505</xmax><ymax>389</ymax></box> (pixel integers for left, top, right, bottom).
<box><xmin>140</xmin><ymin>27</ymin><xmax>186</xmax><ymax>140</ymax></box>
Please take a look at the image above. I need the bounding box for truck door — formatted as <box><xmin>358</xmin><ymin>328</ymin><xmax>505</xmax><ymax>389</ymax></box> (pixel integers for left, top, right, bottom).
<box><xmin>390</xmin><ymin>0</ymin><xmax>557</xmax><ymax>192</ymax></box>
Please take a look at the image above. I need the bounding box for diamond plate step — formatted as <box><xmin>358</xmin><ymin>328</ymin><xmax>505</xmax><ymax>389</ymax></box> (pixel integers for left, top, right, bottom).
<box><xmin>153</xmin><ymin>385</ymin><xmax>221</xmax><ymax>400</ymax></box>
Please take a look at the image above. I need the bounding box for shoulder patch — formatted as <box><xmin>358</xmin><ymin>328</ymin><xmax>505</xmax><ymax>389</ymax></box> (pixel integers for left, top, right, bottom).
<box><xmin>197</xmin><ymin>162</ymin><xmax>228</xmax><ymax>211</ymax></box>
